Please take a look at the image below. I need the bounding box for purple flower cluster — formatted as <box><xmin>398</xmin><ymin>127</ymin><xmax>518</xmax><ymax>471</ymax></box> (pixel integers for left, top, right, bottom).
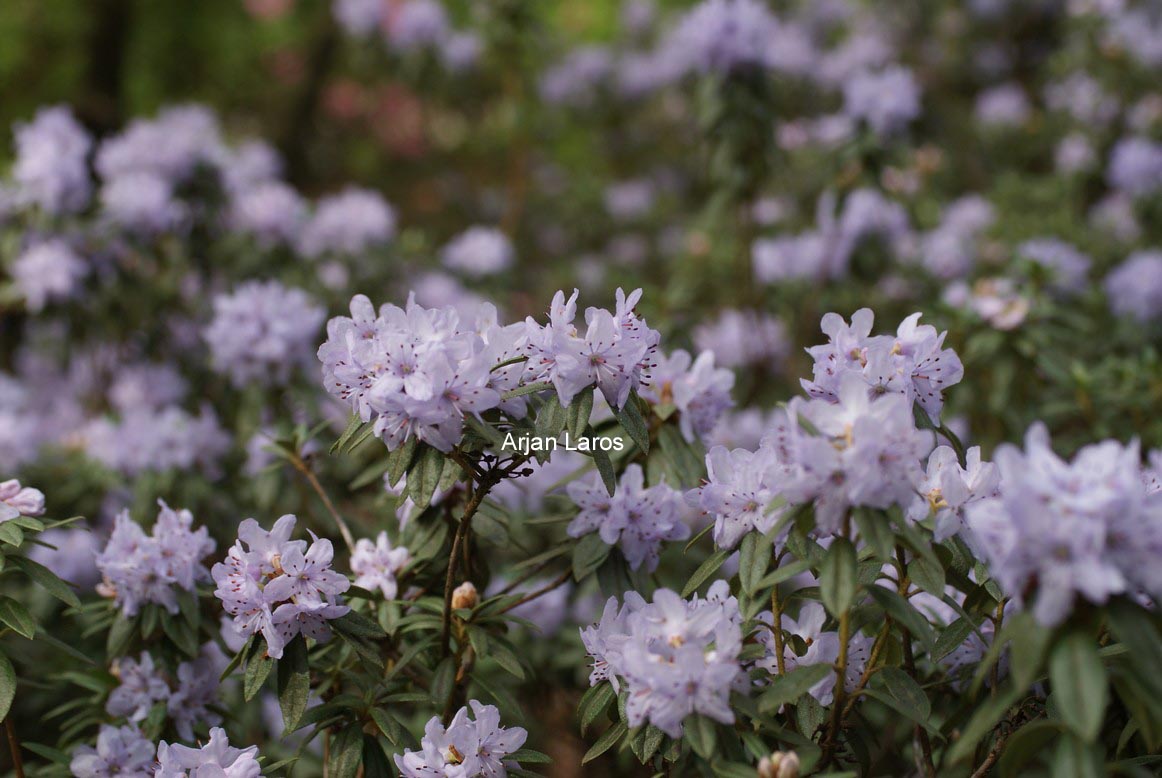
<box><xmin>441</xmin><ymin>226</ymin><xmax>514</xmax><ymax>277</ymax></box>
<box><xmin>70</xmin><ymin>724</ymin><xmax>154</xmax><ymax>778</ymax></box>
<box><xmin>1017</xmin><ymin>238</ymin><xmax>1092</xmax><ymax>294</ymax></box>
<box><xmin>567</xmin><ymin>464</ymin><xmax>689</xmax><ymax>572</ymax></box>
<box><xmin>693</xmin><ymin>309</ymin><xmax>789</xmax><ymax>370</ymax></box>
<box><xmin>524</xmin><ymin>288</ymin><xmax>660</xmax><ymax>410</ymax></box>
<box><xmin>395</xmin><ymin>701</ymin><xmax>528</xmax><ymax>778</ymax></box>
<box><xmin>298</xmin><ymin>186</ymin><xmax>396</xmax><ymax>259</ymax></box>
<box><xmin>1105</xmin><ymin>250</ymin><xmax>1162</xmax><ymax>322</ymax></box>
<box><xmin>350</xmin><ymin>531</ymin><xmax>410</xmax><ymax>599</ymax></box>
<box><xmin>965</xmin><ymin>424</ymin><xmax>1162</xmax><ymax>626</ymax></box>
<box><xmin>107</xmin><ymin>644</ymin><xmax>225</xmax><ymax>740</ymax></box>
<box><xmin>905</xmin><ymin>445</ymin><xmax>999</xmax><ymax>543</ymax></box>
<box><xmin>155</xmin><ymin>727</ymin><xmax>261</xmax><ymax>778</ymax></box>
<box><xmin>580</xmin><ymin>581</ymin><xmax>743</xmax><ymax>737</ymax></box>
<box><xmin>11</xmin><ymin>239</ymin><xmax>87</xmax><ymax>312</ymax></box>
<box><xmin>842</xmin><ymin>66</ymin><xmax>921</xmax><ymax>137</ymax></box>
<box><xmin>203</xmin><ymin>280</ymin><xmax>326</xmax><ymax>388</ymax></box>
<box><xmin>319</xmin><ymin>293</ymin><xmax>504</xmax><ymax>452</ymax></box>
<box><xmin>802</xmin><ymin>308</ymin><xmax>964</xmax><ymax>422</ymax></box>
<box><xmin>212</xmin><ymin>514</ymin><xmax>350</xmax><ymax>659</ymax></box>
<box><xmin>95</xmin><ymin>501</ymin><xmax>215</xmax><ymax>616</ymax></box>
<box><xmin>11</xmin><ymin>105</ymin><xmax>92</xmax><ymax>215</ymax></box>
<box><xmin>82</xmin><ymin>405</ymin><xmax>231</xmax><ymax>476</ymax></box>
<box><xmin>639</xmin><ymin>349</ymin><xmax>734</xmax><ymax>443</ymax></box>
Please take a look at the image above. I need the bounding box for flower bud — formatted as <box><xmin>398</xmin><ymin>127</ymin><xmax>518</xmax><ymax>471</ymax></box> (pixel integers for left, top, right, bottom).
<box><xmin>757</xmin><ymin>751</ymin><xmax>800</xmax><ymax>778</ymax></box>
<box><xmin>451</xmin><ymin>581</ymin><xmax>478</xmax><ymax>610</ymax></box>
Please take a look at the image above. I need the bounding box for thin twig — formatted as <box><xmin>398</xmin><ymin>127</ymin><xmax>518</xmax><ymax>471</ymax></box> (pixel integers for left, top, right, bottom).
<box><xmin>770</xmin><ymin>584</ymin><xmax>787</xmax><ymax>676</ymax></box>
<box><xmin>6</xmin><ymin>718</ymin><xmax>26</xmax><ymax>778</ymax></box>
<box><xmin>968</xmin><ymin>723</ymin><xmax>1013</xmax><ymax>778</ymax></box>
<box><xmin>289</xmin><ymin>454</ymin><xmax>356</xmax><ymax>553</ymax></box>
<box><xmin>439</xmin><ymin>476</ymin><xmax>492</xmax><ymax>656</ymax></box>
<box><xmin>497</xmin><ymin>569</ymin><xmax>572</xmax><ymax>615</ymax></box>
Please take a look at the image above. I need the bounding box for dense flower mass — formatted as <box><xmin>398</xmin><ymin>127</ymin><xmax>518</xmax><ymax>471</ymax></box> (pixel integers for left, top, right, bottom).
<box><xmin>567</xmin><ymin>464</ymin><xmax>689</xmax><ymax>572</ymax></box>
<box><xmin>802</xmin><ymin>308</ymin><xmax>964</xmax><ymax>422</ymax></box>
<box><xmin>524</xmin><ymin>288</ymin><xmax>661</xmax><ymax>410</ymax></box>
<box><xmin>95</xmin><ymin>501</ymin><xmax>215</xmax><ymax>616</ymax></box>
<box><xmin>319</xmin><ymin>292</ymin><xmax>503</xmax><ymax>452</ymax></box>
<box><xmin>212</xmin><ymin>514</ymin><xmax>350</xmax><ymax>659</ymax></box>
<box><xmin>155</xmin><ymin>727</ymin><xmax>261</xmax><ymax>778</ymax></box>
<box><xmin>11</xmin><ymin>239</ymin><xmax>87</xmax><ymax>311</ymax></box>
<box><xmin>203</xmin><ymin>280</ymin><xmax>326</xmax><ymax>388</ymax></box>
<box><xmin>107</xmin><ymin>644</ymin><xmax>224</xmax><ymax>740</ymax></box>
<box><xmin>11</xmin><ymin>105</ymin><xmax>92</xmax><ymax>214</ymax></box>
<box><xmin>298</xmin><ymin>187</ymin><xmax>396</xmax><ymax>259</ymax></box>
<box><xmin>581</xmin><ymin>582</ymin><xmax>743</xmax><ymax>737</ymax></box>
<box><xmin>965</xmin><ymin>424</ymin><xmax>1162</xmax><ymax>626</ymax></box>
<box><xmin>639</xmin><ymin>349</ymin><xmax>734</xmax><ymax>443</ymax></box>
<box><xmin>69</xmin><ymin>724</ymin><xmax>154</xmax><ymax>778</ymax></box>
<box><xmin>394</xmin><ymin>701</ymin><xmax>528</xmax><ymax>778</ymax></box>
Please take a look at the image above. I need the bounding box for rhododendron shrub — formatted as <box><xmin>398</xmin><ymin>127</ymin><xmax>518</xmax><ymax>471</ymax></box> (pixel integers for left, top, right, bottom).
<box><xmin>1</xmin><ymin>1</ymin><xmax>1162</xmax><ymax>777</ymax></box>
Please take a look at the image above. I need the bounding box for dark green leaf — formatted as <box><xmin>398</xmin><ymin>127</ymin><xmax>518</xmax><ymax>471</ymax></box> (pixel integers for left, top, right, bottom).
<box><xmin>758</xmin><ymin>664</ymin><xmax>834</xmax><ymax>713</ymax></box>
<box><xmin>328</xmin><ymin>724</ymin><xmax>364</xmax><ymax>778</ymax></box>
<box><xmin>1050</xmin><ymin>630</ymin><xmax>1107</xmax><ymax>742</ymax></box>
<box><xmin>0</xmin><ymin>651</ymin><xmax>15</xmax><ymax>720</ymax></box>
<box><xmin>738</xmin><ymin>532</ymin><xmax>771</xmax><ymax>595</ymax></box>
<box><xmin>277</xmin><ymin>635</ymin><xmax>311</xmax><ymax>733</ymax></box>
<box><xmin>573</xmin><ymin>533</ymin><xmax>611</xmax><ymax>582</ymax></box>
<box><xmin>614</xmin><ymin>393</ymin><xmax>650</xmax><ymax>454</ymax></box>
<box><xmin>567</xmin><ymin>390</ymin><xmax>594</xmax><ymax>439</ymax></box>
<box><xmin>681</xmin><ymin>548</ymin><xmax>730</xmax><ymax>598</ymax></box>
<box><xmin>820</xmin><ymin>537</ymin><xmax>857</xmax><ymax>618</ymax></box>
<box><xmin>865</xmin><ymin>585</ymin><xmax>935</xmax><ymax>649</ymax></box>
<box><xmin>582</xmin><ymin>721</ymin><xmax>627</xmax><ymax>764</ymax></box>
<box><xmin>0</xmin><ymin>596</ymin><xmax>36</xmax><ymax>639</ymax></box>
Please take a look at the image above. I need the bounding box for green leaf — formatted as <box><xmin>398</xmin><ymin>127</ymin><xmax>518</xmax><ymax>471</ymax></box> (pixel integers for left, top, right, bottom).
<box><xmin>614</xmin><ymin>393</ymin><xmax>650</xmax><ymax>454</ymax></box>
<box><xmin>106</xmin><ymin>614</ymin><xmax>137</xmax><ymax>658</ymax></box>
<box><xmin>243</xmin><ymin>641</ymin><xmax>274</xmax><ymax>701</ymax></box>
<box><xmin>328</xmin><ymin>724</ymin><xmax>364</xmax><ymax>778</ymax></box>
<box><xmin>852</xmin><ymin>509</ymin><xmax>893</xmax><ymax>561</ymax></box>
<box><xmin>863</xmin><ymin>668</ymin><xmax>939</xmax><ymax>736</ymax></box>
<box><xmin>578</xmin><ymin>682</ymin><xmax>616</xmax><ymax>734</ymax></box>
<box><xmin>756</xmin><ymin>558</ymin><xmax>812</xmax><ymax>589</ymax></box>
<box><xmin>277</xmin><ymin>635</ymin><xmax>311</xmax><ymax>734</ymax></box>
<box><xmin>999</xmin><ymin>719</ymin><xmax>1063</xmax><ymax>777</ymax></box>
<box><xmin>1010</xmin><ymin>615</ymin><xmax>1052</xmax><ymax>690</ymax></box>
<box><xmin>738</xmin><ymin>532</ymin><xmax>771</xmax><ymax>595</ymax></box>
<box><xmin>430</xmin><ymin>657</ymin><xmax>457</xmax><ymax>706</ymax></box>
<box><xmin>758</xmin><ymin>664</ymin><xmax>834</xmax><ymax>712</ymax></box>
<box><xmin>573</xmin><ymin>533</ymin><xmax>611</xmax><ymax>582</ymax></box>
<box><xmin>0</xmin><ymin>651</ymin><xmax>15</xmax><ymax>720</ymax></box>
<box><xmin>332</xmin><ymin>610</ymin><xmax>388</xmax><ymax>640</ymax></box>
<box><xmin>386</xmin><ymin>435</ymin><xmax>419</xmax><ymax>487</ymax></box>
<box><xmin>1050</xmin><ymin>630</ymin><xmax>1107</xmax><ymax>742</ymax></box>
<box><xmin>1107</xmin><ymin>599</ymin><xmax>1162</xmax><ymax>705</ymax></box>
<box><xmin>535</xmin><ymin>394</ymin><xmax>569</xmax><ymax>440</ymax></box>
<box><xmin>331</xmin><ymin>414</ymin><xmax>365</xmax><ymax>455</ymax></box>
<box><xmin>566</xmin><ymin>390</ymin><xmax>594</xmax><ymax>439</ymax></box>
<box><xmin>502</xmin><ymin>381</ymin><xmax>553</xmax><ymax>400</ymax></box>
<box><xmin>1051</xmin><ymin>732</ymin><xmax>1104</xmax><ymax>778</ymax></box>
<box><xmin>0</xmin><ymin>596</ymin><xmax>36</xmax><ymax>639</ymax></box>
<box><xmin>932</xmin><ymin>616</ymin><xmax>976</xmax><ymax>662</ymax></box>
<box><xmin>362</xmin><ymin>734</ymin><xmax>393</xmax><ymax>778</ymax></box>
<box><xmin>681</xmin><ymin>548</ymin><xmax>731</xmax><ymax>598</ymax></box>
<box><xmin>406</xmin><ymin>445</ymin><xmax>447</xmax><ymax>508</ymax></box>
<box><xmin>508</xmin><ymin>748</ymin><xmax>553</xmax><ymax>764</ymax></box>
<box><xmin>820</xmin><ymin>537</ymin><xmax>857</xmax><ymax>618</ymax></box>
<box><xmin>686</xmin><ymin>714</ymin><xmax>717</xmax><ymax>759</ymax></box>
<box><xmin>907</xmin><ymin>554</ymin><xmax>946</xmax><ymax>596</ymax></box>
<box><xmin>582</xmin><ymin>721</ymin><xmax>627</xmax><ymax>764</ymax></box>
<box><xmin>656</xmin><ymin>423</ymin><xmax>705</xmax><ymax>488</ymax></box>
<box><xmin>0</xmin><ymin>522</ymin><xmax>24</xmax><ymax>547</ymax></box>
<box><xmin>864</xmin><ymin>585</ymin><xmax>935</xmax><ymax>649</ymax></box>
<box><xmin>589</xmin><ymin>431</ymin><xmax>617</xmax><ymax>496</ymax></box>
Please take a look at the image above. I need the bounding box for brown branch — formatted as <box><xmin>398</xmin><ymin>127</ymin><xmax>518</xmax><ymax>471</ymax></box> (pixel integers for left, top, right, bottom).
<box><xmin>896</xmin><ymin>545</ymin><xmax>936</xmax><ymax>778</ymax></box>
<box><xmin>289</xmin><ymin>453</ymin><xmax>356</xmax><ymax>553</ymax></box>
<box><xmin>6</xmin><ymin>719</ymin><xmax>25</xmax><ymax>778</ymax></box>
<box><xmin>497</xmin><ymin>569</ymin><xmax>572</xmax><ymax>615</ymax></box>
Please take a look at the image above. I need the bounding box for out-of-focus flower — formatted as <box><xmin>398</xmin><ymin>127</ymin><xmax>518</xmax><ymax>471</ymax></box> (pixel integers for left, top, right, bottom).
<box><xmin>12</xmin><ymin>105</ymin><xmax>92</xmax><ymax>214</ymax></box>
<box><xmin>441</xmin><ymin>226</ymin><xmax>514</xmax><ymax>277</ymax></box>
<box><xmin>298</xmin><ymin>187</ymin><xmax>396</xmax><ymax>259</ymax></box>
<box><xmin>1105</xmin><ymin>250</ymin><xmax>1162</xmax><ymax>323</ymax></box>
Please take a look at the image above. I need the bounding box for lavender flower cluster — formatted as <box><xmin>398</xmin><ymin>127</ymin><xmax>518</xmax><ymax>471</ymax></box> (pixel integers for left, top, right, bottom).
<box><xmin>567</xmin><ymin>464</ymin><xmax>689</xmax><ymax>572</ymax></box>
<box><xmin>394</xmin><ymin>701</ymin><xmax>528</xmax><ymax>778</ymax></box>
<box><xmin>581</xmin><ymin>581</ymin><xmax>743</xmax><ymax>737</ymax></box>
<box><xmin>212</xmin><ymin>514</ymin><xmax>350</xmax><ymax>659</ymax></box>
<box><xmin>965</xmin><ymin>424</ymin><xmax>1162</xmax><ymax>626</ymax></box>
<box><xmin>94</xmin><ymin>501</ymin><xmax>215</xmax><ymax>616</ymax></box>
